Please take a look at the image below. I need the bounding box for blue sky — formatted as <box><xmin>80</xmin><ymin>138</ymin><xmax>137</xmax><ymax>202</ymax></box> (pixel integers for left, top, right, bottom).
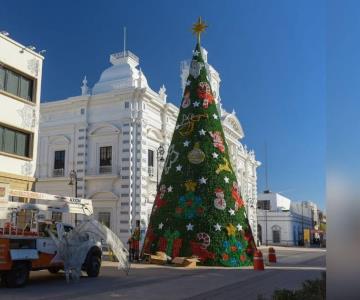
<box><xmin>0</xmin><ymin>0</ymin><xmax>326</xmax><ymax>209</ymax></box>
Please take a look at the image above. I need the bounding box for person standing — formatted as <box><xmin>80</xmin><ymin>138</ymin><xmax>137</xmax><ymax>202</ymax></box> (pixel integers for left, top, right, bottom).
<box><xmin>130</xmin><ymin>220</ymin><xmax>141</xmax><ymax>261</ymax></box>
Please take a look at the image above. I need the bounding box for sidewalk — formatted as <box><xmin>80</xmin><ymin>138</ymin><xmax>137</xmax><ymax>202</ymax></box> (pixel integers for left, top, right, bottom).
<box><xmin>258</xmin><ymin>245</ymin><xmax>326</xmax><ymax>252</ymax></box>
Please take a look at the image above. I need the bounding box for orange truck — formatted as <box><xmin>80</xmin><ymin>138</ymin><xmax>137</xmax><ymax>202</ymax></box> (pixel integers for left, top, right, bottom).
<box><xmin>0</xmin><ymin>184</ymin><xmax>102</xmax><ymax>288</ymax></box>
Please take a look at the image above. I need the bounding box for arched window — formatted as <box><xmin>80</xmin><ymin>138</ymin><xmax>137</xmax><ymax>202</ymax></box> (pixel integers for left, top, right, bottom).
<box><xmin>272</xmin><ymin>225</ymin><xmax>281</xmax><ymax>243</ymax></box>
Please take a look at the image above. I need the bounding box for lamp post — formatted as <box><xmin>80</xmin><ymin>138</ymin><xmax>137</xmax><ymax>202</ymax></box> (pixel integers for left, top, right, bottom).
<box><xmin>265</xmin><ymin>209</ymin><xmax>268</xmax><ymax>246</ymax></box>
<box><xmin>301</xmin><ymin>201</ymin><xmax>304</xmax><ymax>246</ymax></box>
<box><xmin>68</xmin><ymin>170</ymin><xmax>78</xmax><ymax>225</ymax></box>
<box><xmin>156</xmin><ymin>145</ymin><xmax>165</xmax><ymax>191</ymax></box>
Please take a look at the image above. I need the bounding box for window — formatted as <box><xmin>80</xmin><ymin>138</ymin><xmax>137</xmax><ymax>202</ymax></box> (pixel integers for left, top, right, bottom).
<box><xmin>0</xmin><ymin>66</ymin><xmax>34</xmax><ymax>102</ymax></box>
<box><xmin>99</xmin><ymin>146</ymin><xmax>112</xmax><ymax>173</ymax></box>
<box><xmin>52</xmin><ymin>212</ymin><xmax>62</xmax><ymax>222</ymax></box>
<box><xmin>0</xmin><ymin>124</ymin><xmax>31</xmax><ymax>158</ymax></box>
<box><xmin>257</xmin><ymin>200</ymin><xmax>270</xmax><ymax>210</ymax></box>
<box><xmin>124</xmin><ymin>101</ymin><xmax>129</xmax><ymax>109</ymax></box>
<box><xmin>148</xmin><ymin>149</ymin><xmax>154</xmax><ymax>167</ymax></box>
<box><xmin>98</xmin><ymin>212</ymin><xmax>111</xmax><ymax>228</ymax></box>
<box><xmin>273</xmin><ymin>230</ymin><xmax>280</xmax><ymax>243</ymax></box>
<box><xmin>272</xmin><ymin>225</ymin><xmax>281</xmax><ymax>243</ymax></box>
<box><xmin>53</xmin><ymin>150</ymin><xmax>65</xmax><ymax>177</ymax></box>
<box><xmin>148</xmin><ymin>149</ymin><xmax>154</xmax><ymax>177</ymax></box>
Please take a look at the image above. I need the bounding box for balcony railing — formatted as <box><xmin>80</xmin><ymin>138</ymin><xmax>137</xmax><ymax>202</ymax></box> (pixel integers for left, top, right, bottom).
<box><xmin>99</xmin><ymin>165</ymin><xmax>112</xmax><ymax>174</ymax></box>
<box><xmin>148</xmin><ymin>166</ymin><xmax>154</xmax><ymax>177</ymax></box>
<box><xmin>53</xmin><ymin>168</ymin><xmax>64</xmax><ymax>177</ymax></box>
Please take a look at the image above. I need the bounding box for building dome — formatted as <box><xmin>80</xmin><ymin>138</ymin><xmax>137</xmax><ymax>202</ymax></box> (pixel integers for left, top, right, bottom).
<box><xmin>92</xmin><ymin>50</ymin><xmax>148</xmax><ymax>94</ymax></box>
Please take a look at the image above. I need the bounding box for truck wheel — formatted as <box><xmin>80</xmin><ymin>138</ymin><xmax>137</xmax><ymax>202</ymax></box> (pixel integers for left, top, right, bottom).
<box><xmin>5</xmin><ymin>261</ymin><xmax>30</xmax><ymax>288</ymax></box>
<box><xmin>86</xmin><ymin>255</ymin><xmax>101</xmax><ymax>277</ymax></box>
<box><xmin>48</xmin><ymin>267</ymin><xmax>61</xmax><ymax>274</ymax></box>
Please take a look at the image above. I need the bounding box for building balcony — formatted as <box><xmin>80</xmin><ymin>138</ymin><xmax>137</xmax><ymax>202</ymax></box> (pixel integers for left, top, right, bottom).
<box><xmin>99</xmin><ymin>165</ymin><xmax>112</xmax><ymax>174</ymax></box>
<box><xmin>85</xmin><ymin>166</ymin><xmax>119</xmax><ymax>180</ymax></box>
<box><xmin>53</xmin><ymin>168</ymin><xmax>64</xmax><ymax>177</ymax></box>
<box><xmin>148</xmin><ymin>166</ymin><xmax>154</xmax><ymax>177</ymax></box>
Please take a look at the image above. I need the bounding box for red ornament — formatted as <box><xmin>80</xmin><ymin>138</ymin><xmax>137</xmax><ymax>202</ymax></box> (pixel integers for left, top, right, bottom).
<box><xmin>231</xmin><ymin>182</ymin><xmax>244</xmax><ymax>210</ymax></box>
<box><xmin>222</xmin><ymin>253</ymin><xmax>229</xmax><ymax>261</ymax></box>
<box><xmin>240</xmin><ymin>254</ymin><xmax>246</xmax><ymax>262</ymax></box>
<box><xmin>190</xmin><ymin>241</ymin><xmax>215</xmax><ymax>261</ymax></box>
<box><xmin>153</xmin><ymin>184</ymin><xmax>167</xmax><ymax>212</ymax></box>
<box><xmin>244</xmin><ymin>230</ymin><xmax>252</xmax><ymax>241</ymax></box>
<box><xmin>209</xmin><ymin>131</ymin><xmax>225</xmax><ymax>153</ymax></box>
<box><xmin>230</xmin><ymin>246</ymin><xmax>238</xmax><ymax>252</ymax></box>
<box><xmin>197</xmin><ymin>207</ymin><xmax>204</xmax><ymax>214</ymax></box>
<box><xmin>176</xmin><ymin>207</ymin><xmax>183</xmax><ymax>214</ymax></box>
<box><xmin>172</xmin><ymin>238</ymin><xmax>183</xmax><ymax>258</ymax></box>
<box><xmin>158</xmin><ymin>237</ymin><xmax>167</xmax><ymax>252</ymax></box>
<box><xmin>197</xmin><ymin>82</ymin><xmax>214</xmax><ymax>108</ymax></box>
<box><xmin>143</xmin><ymin>227</ymin><xmax>155</xmax><ymax>254</ymax></box>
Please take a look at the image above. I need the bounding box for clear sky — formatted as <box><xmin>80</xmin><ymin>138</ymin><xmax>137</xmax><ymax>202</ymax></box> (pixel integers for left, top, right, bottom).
<box><xmin>0</xmin><ymin>0</ymin><xmax>326</xmax><ymax>209</ymax></box>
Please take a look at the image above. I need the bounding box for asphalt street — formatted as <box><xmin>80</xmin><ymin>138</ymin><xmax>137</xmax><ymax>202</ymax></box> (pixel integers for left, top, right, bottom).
<box><xmin>0</xmin><ymin>247</ymin><xmax>326</xmax><ymax>300</ymax></box>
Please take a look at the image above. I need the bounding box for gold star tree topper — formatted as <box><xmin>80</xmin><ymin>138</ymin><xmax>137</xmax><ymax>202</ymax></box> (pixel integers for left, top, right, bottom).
<box><xmin>192</xmin><ymin>17</ymin><xmax>208</xmax><ymax>43</ymax></box>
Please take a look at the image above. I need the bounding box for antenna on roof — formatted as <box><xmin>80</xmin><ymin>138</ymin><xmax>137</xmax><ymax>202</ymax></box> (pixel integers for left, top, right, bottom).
<box><xmin>264</xmin><ymin>141</ymin><xmax>270</xmax><ymax>193</ymax></box>
<box><xmin>123</xmin><ymin>26</ymin><xmax>126</xmax><ymax>57</ymax></box>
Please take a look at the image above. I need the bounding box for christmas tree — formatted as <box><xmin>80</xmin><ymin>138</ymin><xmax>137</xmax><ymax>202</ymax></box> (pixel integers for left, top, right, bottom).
<box><xmin>142</xmin><ymin>18</ymin><xmax>257</xmax><ymax>267</ymax></box>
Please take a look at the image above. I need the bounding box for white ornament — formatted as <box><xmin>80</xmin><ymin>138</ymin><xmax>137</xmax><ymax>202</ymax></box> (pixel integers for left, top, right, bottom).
<box><xmin>193</xmin><ymin>50</ymin><xmax>200</xmax><ymax>57</ymax></box>
<box><xmin>186</xmin><ymin>223</ymin><xmax>194</xmax><ymax>231</ymax></box>
<box><xmin>176</xmin><ymin>164</ymin><xmax>182</xmax><ymax>171</ymax></box>
<box><xmin>228</xmin><ymin>208</ymin><xmax>235</xmax><ymax>216</ymax></box>
<box><xmin>212</xmin><ymin>113</ymin><xmax>218</xmax><ymax>120</ymax></box>
<box><xmin>199</xmin><ymin>177</ymin><xmax>207</xmax><ymax>184</ymax></box>
<box><xmin>199</xmin><ymin>129</ymin><xmax>206</xmax><ymax>136</ymax></box>
<box><xmin>193</xmin><ymin>101</ymin><xmax>200</xmax><ymax>107</ymax></box>
<box><xmin>197</xmin><ymin>232</ymin><xmax>210</xmax><ymax>249</ymax></box>
<box><xmin>164</xmin><ymin>145</ymin><xmax>179</xmax><ymax>175</ymax></box>
<box><xmin>189</xmin><ymin>60</ymin><xmax>204</xmax><ymax>79</ymax></box>
<box><xmin>182</xmin><ymin>90</ymin><xmax>191</xmax><ymax>108</ymax></box>
<box><xmin>212</xmin><ymin>152</ymin><xmax>219</xmax><ymax>159</ymax></box>
<box><xmin>214</xmin><ymin>188</ymin><xmax>226</xmax><ymax>210</ymax></box>
<box><xmin>167</xmin><ymin>186</ymin><xmax>173</xmax><ymax>192</ymax></box>
<box><xmin>214</xmin><ymin>223</ymin><xmax>222</xmax><ymax>231</ymax></box>
<box><xmin>236</xmin><ymin>224</ymin><xmax>243</xmax><ymax>231</ymax></box>
<box><xmin>186</xmin><ymin>80</ymin><xmax>191</xmax><ymax>86</ymax></box>
<box><xmin>183</xmin><ymin>140</ymin><xmax>190</xmax><ymax>147</ymax></box>
<box><xmin>224</xmin><ymin>176</ymin><xmax>230</xmax><ymax>183</ymax></box>
<box><xmin>158</xmin><ymin>223</ymin><xmax>164</xmax><ymax>230</ymax></box>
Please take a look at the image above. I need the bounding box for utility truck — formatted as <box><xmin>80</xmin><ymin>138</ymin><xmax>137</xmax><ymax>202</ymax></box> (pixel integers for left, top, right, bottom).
<box><xmin>0</xmin><ymin>183</ymin><xmax>127</xmax><ymax>288</ymax></box>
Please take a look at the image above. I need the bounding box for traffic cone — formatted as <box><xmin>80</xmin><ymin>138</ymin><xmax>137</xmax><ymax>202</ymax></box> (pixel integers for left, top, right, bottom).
<box><xmin>253</xmin><ymin>250</ymin><xmax>264</xmax><ymax>270</ymax></box>
<box><xmin>268</xmin><ymin>247</ymin><xmax>277</xmax><ymax>263</ymax></box>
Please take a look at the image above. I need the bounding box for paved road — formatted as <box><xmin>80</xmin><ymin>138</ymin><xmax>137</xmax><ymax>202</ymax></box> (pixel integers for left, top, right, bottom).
<box><xmin>1</xmin><ymin>247</ymin><xmax>326</xmax><ymax>300</ymax></box>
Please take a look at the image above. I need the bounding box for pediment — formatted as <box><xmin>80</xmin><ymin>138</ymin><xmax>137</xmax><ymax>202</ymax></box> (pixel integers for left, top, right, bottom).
<box><xmin>89</xmin><ymin>123</ymin><xmax>121</xmax><ymax>136</ymax></box>
<box><xmin>88</xmin><ymin>191</ymin><xmax>119</xmax><ymax>200</ymax></box>
<box><xmin>49</xmin><ymin>135</ymin><xmax>70</xmax><ymax>145</ymax></box>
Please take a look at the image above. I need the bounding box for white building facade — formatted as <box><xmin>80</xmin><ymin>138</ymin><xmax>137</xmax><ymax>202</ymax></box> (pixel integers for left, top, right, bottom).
<box><xmin>35</xmin><ymin>48</ymin><xmax>260</xmax><ymax>244</ymax></box>
<box><xmin>0</xmin><ymin>32</ymin><xmax>43</xmax><ymax>192</ymax></box>
<box><xmin>257</xmin><ymin>191</ymin><xmax>317</xmax><ymax>246</ymax></box>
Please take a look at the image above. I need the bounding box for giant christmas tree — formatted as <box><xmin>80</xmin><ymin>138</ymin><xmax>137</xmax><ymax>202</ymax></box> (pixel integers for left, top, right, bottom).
<box><xmin>142</xmin><ymin>18</ymin><xmax>257</xmax><ymax>267</ymax></box>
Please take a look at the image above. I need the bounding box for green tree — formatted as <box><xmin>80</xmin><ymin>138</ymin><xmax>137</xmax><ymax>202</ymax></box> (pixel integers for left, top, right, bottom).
<box><xmin>142</xmin><ymin>20</ymin><xmax>257</xmax><ymax>266</ymax></box>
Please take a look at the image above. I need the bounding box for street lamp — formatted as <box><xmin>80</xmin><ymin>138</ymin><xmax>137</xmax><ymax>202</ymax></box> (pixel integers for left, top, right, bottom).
<box><xmin>156</xmin><ymin>145</ymin><xmax>165</xmax><ymax>191</ymax></box>
<box><xmin>265</xmin><ymin>209</ymin><xmax>268</xmax><ymax>246</ymax></box>
<box><xmin>68</xmin><ymin>170</ymin><xmax>78</xmax><ymax>225</ymax></box>
<box><xmin>301</xmin><ymin>201</ymin><xmax>304</xmax><ymax>246</ymax></box>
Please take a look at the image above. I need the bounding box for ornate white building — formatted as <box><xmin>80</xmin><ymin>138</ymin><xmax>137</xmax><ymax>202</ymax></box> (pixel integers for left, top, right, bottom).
<box><xmin>35</xmin><ymin>48</ymin><xmax>260</xmax><ymax>244</ymax></box>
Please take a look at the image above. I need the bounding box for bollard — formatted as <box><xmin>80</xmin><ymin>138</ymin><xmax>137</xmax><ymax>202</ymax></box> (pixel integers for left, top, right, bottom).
<box><xmin>253</xmin><ymin>250</ymin><xmax>264</xmax><ymax>270</ymax></box>
<box><xmin>268</xmin><ymin>247</ymin><xmax>277</xmax><ymax>263</ymax></box>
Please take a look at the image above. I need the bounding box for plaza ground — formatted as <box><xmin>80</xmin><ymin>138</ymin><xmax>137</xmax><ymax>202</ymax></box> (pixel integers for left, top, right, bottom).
<box><xmin>1</xmin><ymin>247</ymin><xmax>326</xmax><ymax>300</ymax></box>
